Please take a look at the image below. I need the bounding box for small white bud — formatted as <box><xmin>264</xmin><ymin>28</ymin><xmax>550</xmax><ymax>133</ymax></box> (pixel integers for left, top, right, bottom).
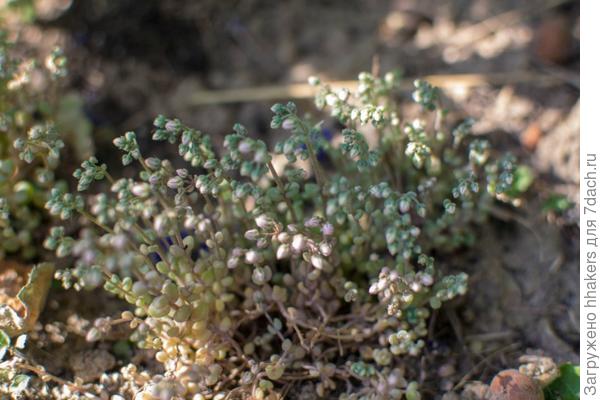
<box><xmin>244</xmin><ymin>229</ymin><xmax>260</xmax><ymax>241</ymax></box>
<box><xmin>282</xmin><ymin>119</ymin><xmax>295</xmax><ymax>130</ymax></box>
<box><xmin>291</xmin><ymin>234</ymin><xmax>306</xmax><ymax>253</ymax></box>
<box><xmin>421</xmin><ymin>274</ymin><xmax>434</xmax><ymax>286</ymax></box>
<box><xmin>372</xmin><ymin>109</ymin><xmax>382</xmax><ymax>122</ymax></box>
<box><xmin>369</xmin><ymin>283</ymin><xmax>379</xmax><ymax>295</ymax></box>
<box><xmin>252</xmin><ymin>266</ymin><xmax>272</xmax><ymax>285</ymax></box>
<box><xmin>399</xmin><ymin>200</ymin><xmax>410</xmax><ymax>213</ymax></box>
<box><xmin>227</xmin><ymin>257</ymin><xmax>239</xmax><ymax>269</ymax></box>
<box><xmin>310</xmin><ymin>255</ymin><xmax>324</xmax><ymax>270</ymax></box>
<box><xmin>325</xmin><ymin>93</ymin><xmax>338</xmax><ymax>106</ymax></box>
<box><xmin>322</xmin><ymin>223</ymin><xmax>334</xmax><ymax>236</ymax></box>
<box><xmin>255</xmin><ymin>214</ymin><xmax>272</xmax><ymax>229</ymax></box>
<box><xmin>401</xmin><ymin>293</ymin><xmax>414</xmax><ymax>303</ymax></box>
<box><xmin>253</xmin><ymin>148</ymin><xmax>269</xmax><ymax>164</ymax></box>
<box><xmin>111</xmin><ymin>234</ymin><xmax>128</xmax><ymax>249</ymax></box>
<box><xmin>154</xmin><ymin>215</ymin><xmax>166</xmax><ymax>234</ymax></box>
<box><xmin>409</xmin><ymin>281</ymin><xmax>421</xmax><ymax>292</ymax></box>
<box><xmin>197</xmin><ymin>220</ymin><xmax>210</xmax><ymax>233</ymax></box>
<box><xmin>360</xmin><ymin>108</ymin><xmax>370</xmax><ymax>123</ymax></box>
<box><xmin>167</xmin><ymin>176</ymin><xmax>182</xmax><ymax>189</ymax></box>
<box><xmin>245</xmin><ymin>250</ymin><xmax>262</xmax><ymax>265</ymax></box>
<box><xmin>131</xmin><ymin>183</ymin><xmax>150</xmax><ymax>197</ymax></box>
<box><xmin>337</xmin><ymin>89</ymin><xmax>349</xmax><ymax>101</ymax></box>
<box><xmin>198</xmin><ymin>183</ymin><xmax>209</xmax><ymax>194</ymax></box>
<box><xmin>184</xmin><ymin>216</ymin><xmax>196</xmax><ymax>229</ymax></box>
<box><xmin>238</xmin><ymin>140</ymin><xmax>252</xmax><ymax>154</ymax></box>
<box><xmin>277</xmin><ymin>232</ymin><xmax>290</xmax><ymax>243</ymax></box>
<box><xmin>276</xmin><ymin>244</ymin><xmax>290</xmax><ymax>260</ymax></box>
<box><xmin>319</xmin><ymin>242</ymin><xmax>332</xmax><ymax>257</ymax></box>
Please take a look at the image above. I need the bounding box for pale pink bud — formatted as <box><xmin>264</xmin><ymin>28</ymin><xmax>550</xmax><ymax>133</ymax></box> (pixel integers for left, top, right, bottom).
<box><xmin>322</xmin><ymin>223</ymin><xmax>334</xmax><ymax>236</ymax></box>
<box><xmin>291</xmin><ymin>234</ymin><xmax>306</xmax><ymax>253</ymax></box>
<box><xmin>282</xmin><ymin>119</ymin><xmax>295</xmax><ymax>130</ymax></box>
<box><xmin>276</xmin><ymin>244</ymin><xmax>290</xmax><ymax>259</ymax></box>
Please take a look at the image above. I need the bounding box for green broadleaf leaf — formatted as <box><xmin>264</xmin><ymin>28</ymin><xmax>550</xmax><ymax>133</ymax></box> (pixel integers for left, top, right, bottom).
<box><xmin>544</xmin><ymin>364</ymin><xmax>580</xmax><ymax>400</ymax></box>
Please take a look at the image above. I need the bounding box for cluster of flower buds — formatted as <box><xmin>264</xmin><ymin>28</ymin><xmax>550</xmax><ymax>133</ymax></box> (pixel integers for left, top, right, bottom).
<box><xmin>369</xmin><ymin>267</ymin><xmax>436</xmax><ymax>317</ymax></box>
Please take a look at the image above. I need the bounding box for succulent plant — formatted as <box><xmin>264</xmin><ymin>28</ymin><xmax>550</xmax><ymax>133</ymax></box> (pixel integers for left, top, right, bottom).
<box><xmin>0</xmin><ymin>33</ymin><xmax>67</xmax><ymax>261</ymax></box>
<box><xmin>39</xmin><ymin>70</ymin><xmax>516</xmax><ymax>399</ymax></box>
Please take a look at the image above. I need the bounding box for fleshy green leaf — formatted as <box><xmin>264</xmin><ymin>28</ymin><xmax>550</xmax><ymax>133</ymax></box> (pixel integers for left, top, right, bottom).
<box><xmin>544</xmin><ymin>364</ymin><xmax>580</xmax><ymax>400</ymax></box>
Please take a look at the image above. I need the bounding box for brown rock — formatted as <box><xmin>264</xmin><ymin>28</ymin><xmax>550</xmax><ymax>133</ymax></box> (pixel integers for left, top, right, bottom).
<box><xmin>534</xmin><ymin>14</ymin><xmax>573</xmax><ymax>64</ymax></box>
<box><xmin>488</xmin><ymin>369</ymin><xmax>543</xmax><ymax>400</ymax></box>
<box><xmin>521</xmin><ymin>122</ymin><xmax>543</xmax><ymax>152</ymax></box>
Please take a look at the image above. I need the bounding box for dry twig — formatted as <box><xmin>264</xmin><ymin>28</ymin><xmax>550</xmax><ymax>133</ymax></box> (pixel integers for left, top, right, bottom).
<box><xmin>188</xmin><ymin>71</ymin><xmax>562</xmax><ymax>105</ymax></box>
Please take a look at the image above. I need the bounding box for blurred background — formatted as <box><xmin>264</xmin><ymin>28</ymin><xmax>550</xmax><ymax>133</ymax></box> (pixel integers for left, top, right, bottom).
<box><xmin>5</xmin><ymin>0</ymin><xmax>578</xmax><ymax>201</ymax></box>
<box><xmin>5</xmin><ymin>0</ymin><xmax>579</xmax><ymax>208</ymax></box>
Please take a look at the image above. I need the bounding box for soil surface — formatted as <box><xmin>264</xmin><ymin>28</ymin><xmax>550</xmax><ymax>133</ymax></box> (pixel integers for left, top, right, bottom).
<box><xmin>6</xmin><ymin>0</ymin><xmax>580</xmax><ymax>397</ymax></box>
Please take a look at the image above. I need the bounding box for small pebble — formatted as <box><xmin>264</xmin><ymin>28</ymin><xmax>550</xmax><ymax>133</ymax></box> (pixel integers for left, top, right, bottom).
<box><xmin>488</xmin><ymin>369</ymin><xmax>543</xmax><ymax>400</ymax></box>
<box><xmin>534</xmin><ymin>13</ymin><xmax>574</xmax><ymax>64</ymax></box>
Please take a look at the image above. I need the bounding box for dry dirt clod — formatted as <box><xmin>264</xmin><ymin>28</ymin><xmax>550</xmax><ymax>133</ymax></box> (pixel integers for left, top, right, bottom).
<box><xmin>488</xmin><ymin>369</ymin><xmax>543</xmax><ymax>400</ymax></box>
<box><xmin>69</xmin><ymin>349</ymin><xmax>116</xmax><ymax>383</ymax></box>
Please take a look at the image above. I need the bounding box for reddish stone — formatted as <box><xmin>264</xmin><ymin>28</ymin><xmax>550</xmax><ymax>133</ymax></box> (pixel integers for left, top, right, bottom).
<box><xmin>488</xmin><ymin>369</ymin><xmax>543</xmax><ymax>400</ymax></box>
